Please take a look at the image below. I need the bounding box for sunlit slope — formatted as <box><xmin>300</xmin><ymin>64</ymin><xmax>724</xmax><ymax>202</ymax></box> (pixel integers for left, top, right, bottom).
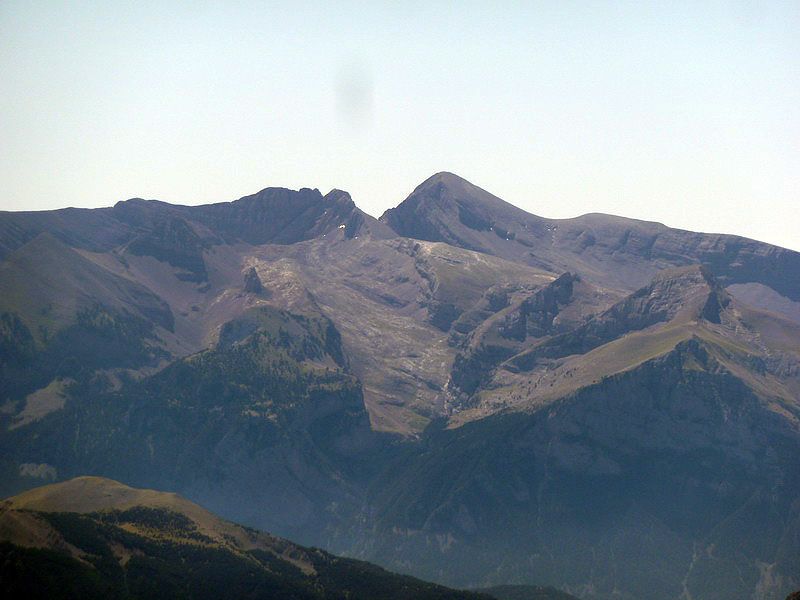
<box><xmin>450</xmin><ymin>265</ymin><xmax>800</xmax><ymax>425</ymax></box>
<box><xmin>381</xmin><ymin>172</ymin><xmax>800</xmax><ymax>299</ymax></box>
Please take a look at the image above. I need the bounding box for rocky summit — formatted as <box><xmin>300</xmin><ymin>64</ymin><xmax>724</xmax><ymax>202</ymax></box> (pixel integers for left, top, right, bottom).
<box><xmin>1</xmin><ymin>173</ymin><xmax>799</xmax><ymax>600</ymax></box>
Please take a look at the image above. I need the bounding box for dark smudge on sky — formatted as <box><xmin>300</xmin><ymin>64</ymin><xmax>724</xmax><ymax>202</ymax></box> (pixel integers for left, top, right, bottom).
<box><xmin>334</xmin><ymin>59</ymin><xmax>374</xmax><ymax>130</ymax></box>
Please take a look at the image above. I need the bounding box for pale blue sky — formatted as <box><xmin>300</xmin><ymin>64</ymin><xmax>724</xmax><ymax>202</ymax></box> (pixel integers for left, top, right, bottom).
<box><xmin>1</xmin><ymin>1</ymin><xmax>798</xmax><ymax>250</ymax></box>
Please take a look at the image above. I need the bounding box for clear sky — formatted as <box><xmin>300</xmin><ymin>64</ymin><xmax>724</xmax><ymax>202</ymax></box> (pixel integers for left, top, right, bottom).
<box><xmin>1</xmin><ymin>1</ymin><xmax>798</xmax><ymax>250</ymax></box>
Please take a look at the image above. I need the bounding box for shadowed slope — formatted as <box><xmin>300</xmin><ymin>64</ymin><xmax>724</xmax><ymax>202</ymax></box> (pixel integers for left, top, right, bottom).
<box><xmin>1</xmin><ymin>476</ymin><xmax>497</xmax><ymax>600</ymax></box>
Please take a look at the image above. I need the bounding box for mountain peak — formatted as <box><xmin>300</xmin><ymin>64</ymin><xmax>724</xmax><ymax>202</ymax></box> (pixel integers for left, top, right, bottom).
<box><xmin>380</xmin><ymin>172</ymin><xmax>534</xmax><ymax>253</ymax></box>
<box><xmin>629</xmin><ymin>264</ymin><xmax>730</xmax><ymax>325</ymax></box>
<box><xmin>324</xmin><ymin>188</ymin><xmax>354</xmax><ymax>202</ymax></box>
<box><xmin>6</xmin><ymin>475</ymin><xmax>187</xmax><ymax>515</ymax></box>
<box><xmin>414</xmin><ymin>171</ymin><xmax>474</xmax><ymax>190</ymax></box>
<box><xmin>404</xmin><ymin>171</ymin><xmax>513</xmax><ymax>209</ymax></box>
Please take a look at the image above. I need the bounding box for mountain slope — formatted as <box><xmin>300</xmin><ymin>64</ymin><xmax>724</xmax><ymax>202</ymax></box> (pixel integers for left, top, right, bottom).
<box><xmin>0</xmin><ymin>233</ymin><xmax>175</xmax><ymax>411</ymax></box>
<box><xmin>1</xmin><ymin>173</ymin><xmax>799</xmax><ymax>600</ymax></box>
<box><xmin>248</xmin><ymin>235</ymin><xmax>558</xmax><ymax>432</ymax></box>
<box><xmin>0</xmin><ymin>476</ymin><xmax>498</xmax><ymax>600</ymax></box>
<box><xmin>0</xmin><ymin>180</ymin><xmax>566</xmax><ymax>434</ymax></box>
<box><xmin>447</xmin><ymin>264</ymin><xmax>799</xmax><ymax>425</ymax></box>
<box><xmin>0</xmin><ymin>186</ymin><xmax>389</xmax><ymax>261</ymax></box>
<box><xmin>381</xmin><ymin>172</ymin><xmax>800</xmax><ymax>299</ymax></box>
<box><xmin>0</xmin><ymin>303</ymin><xmax>377</xmax><ymax>540</ymax></box>
<box><xmin>478</xmin><ymin>586</ymin><xmax>580</xmax><ymax>600</ymax></box>
<box><xmin>0</xmin><ymin>232</ymin><xmax>174</xmax><ymax>339</ymax></box>
<box><xmin>364</xmin><ymin>333</ymin><xmax>800</xmax><ymax>599</ymax></box>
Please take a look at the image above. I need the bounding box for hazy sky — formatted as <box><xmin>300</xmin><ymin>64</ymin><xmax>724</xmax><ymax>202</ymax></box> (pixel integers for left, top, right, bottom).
<box><xmin>1</xmin><ymin>1</ymin><xmax>798</xmax><ymax>250</ymax></box>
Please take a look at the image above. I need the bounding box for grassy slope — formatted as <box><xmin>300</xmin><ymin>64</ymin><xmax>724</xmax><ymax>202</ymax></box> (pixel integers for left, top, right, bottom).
<box><xmin>0</xmin><ymin>233</ymin><xmax>171</xmax><ymax>342</ymax></box>
<box><xmin>1</xmin><ymin>476</ymin><xmax>494</xmax><ymax>600</ymax></box>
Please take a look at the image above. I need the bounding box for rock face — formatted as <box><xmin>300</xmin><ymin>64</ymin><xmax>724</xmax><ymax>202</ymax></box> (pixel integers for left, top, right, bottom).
<box><xmin>125</xmin><ymin>215</ymin><xmax>210</xmax><ymax>282</ymax></box>
<box><xmin>448</xmin><ymin>272</ymin><xmax>598</xmax><ymax>401</ymax></box>
<box><xmin>243</xmin><ymin>266</ymin><xmax>264</xmax><ymax>294</ymax></box>
<box><xmin>1</xmin><ymin>173</ymin><xmax>799</xmax><ymax>600</ymax></box>
<box><xmin>168</xmin><ymin>187</ymin><xmax>392</xmax><ymax>245</ymax></box>
<box><xmin>366</xmin><ymin>340</ymin><xmax>800</xmax><ymax>599</ymax></box>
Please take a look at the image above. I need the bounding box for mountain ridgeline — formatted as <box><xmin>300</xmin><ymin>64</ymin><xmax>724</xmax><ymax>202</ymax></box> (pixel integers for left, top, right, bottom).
<box><xmin>1</xmin><ymin>172</ymin><xmax>799</xmax><ymax>600</ymax></box>
<box><xmin>3</xmin><ymin>476</ymin><xmax>568</xmax><ymax>600</ymax></box>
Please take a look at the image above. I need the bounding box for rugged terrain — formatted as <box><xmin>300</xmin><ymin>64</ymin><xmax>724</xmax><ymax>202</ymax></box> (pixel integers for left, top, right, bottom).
<box><xmin>2</xmin><ymin>476</ymin><xmax>556</xmax><ymax>599</ymax></box>
<box><xmin>1</xmin><ymin>172</ymin><xmax>798</xmax><ymax>599</ymax></box>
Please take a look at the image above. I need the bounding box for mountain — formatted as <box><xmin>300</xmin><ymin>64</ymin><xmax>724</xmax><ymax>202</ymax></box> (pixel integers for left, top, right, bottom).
<box><xmin>478</xmin><ymin>586</ymin><xmax>580</xmax><ymax>600</ymax></box>
<box><xmin>381</xmin><ymin>172</ymin><xmax>800</xmax><ymax>299</ymax></box>
<box><xmin>360</xmin><ymin>258</ymin><xmax>800</xmax><ymax>600</ymax></box>
<box><xmin>1</xmin><ymin>173</ymin><xmax>799</xmax><ymax>599</ymax></box>
<box><xmin>1</xmin><ymin>300</ymin><xmax>376</xmax><ymax>540</ymax></box>
<box><xmin>0</xmin><ymin>476</ymin><xmax>501</xmax><ymax>600</ymax></box>
<box><xmin>0</xmin><ymin>186</ymin><xmax>389</xmax><ymax>260</ymax></box>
